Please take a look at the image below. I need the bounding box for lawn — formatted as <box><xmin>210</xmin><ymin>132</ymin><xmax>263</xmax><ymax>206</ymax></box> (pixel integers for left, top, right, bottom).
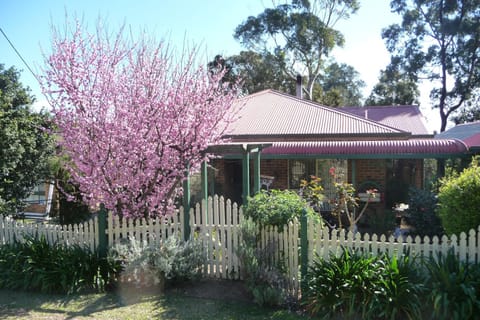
<box><xmin>0</xmin><ymin>281</ymin><xmax>306</xmax><ymax>320</ymax></box>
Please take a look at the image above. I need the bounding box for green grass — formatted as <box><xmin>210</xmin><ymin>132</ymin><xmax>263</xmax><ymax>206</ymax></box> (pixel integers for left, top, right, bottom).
<box><xmin>0</xmin><ymin>287</ymin><xmax>306</xmax><ymax>320</ymax></box>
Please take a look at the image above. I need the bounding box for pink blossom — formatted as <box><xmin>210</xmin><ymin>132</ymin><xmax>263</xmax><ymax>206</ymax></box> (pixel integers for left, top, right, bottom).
<box><xmin>329</xmin><ymin>167</ymin><xmax>336</xmax><ymax>177</ymax></box>
<box><xmin>41</xmin><ymin>19</ymin><xmax>237</xmax><ymax>218</ymax></box>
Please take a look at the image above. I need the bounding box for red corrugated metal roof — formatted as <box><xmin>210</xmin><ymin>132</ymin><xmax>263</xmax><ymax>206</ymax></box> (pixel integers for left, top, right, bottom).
<box><xmin>262</xmin><ymin>139</ymin><xmax>468</xmax><ymax>156</ymax></box>
<box><xmin>341</xmin><ymin>105</ymin><xmax>430</xmax><ymax>136</ymax></box>
<box><xmin>436</xmin><ymin>121</ymin><xmax>480</xmax><ymax>147</ymax></box>
<box><xmin>464</xmin><ymin>133</ymin><xmax>480</xmax><ymax>148</ymax></box>
<box><xmin>226</xmin><ymin>90</ymin><xmax>407</xmax><ymax>138</ymax></box>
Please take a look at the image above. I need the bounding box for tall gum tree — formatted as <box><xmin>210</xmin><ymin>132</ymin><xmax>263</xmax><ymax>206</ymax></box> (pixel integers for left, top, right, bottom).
<box><xmin>234</xmin><ymin>0</ymin><xmax>359</xmax><ymax>100</ymax></box>
<box><xmin>383</xmin><ymin>0</ymin><xmax>480</xmax><ymax>132</ymax></box>
<box><xmin>41</xmin><ymin>20</ymin><xmax>238</xmax><ymax>218</ymax></box>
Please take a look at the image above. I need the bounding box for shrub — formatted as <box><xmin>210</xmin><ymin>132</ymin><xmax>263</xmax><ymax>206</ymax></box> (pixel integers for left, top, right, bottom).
<box><xmin>303</xmin><ymin>248</ymin><xmax>424</xmax><ymax>319</ymax></box>
<box><xmin>370</xmin><ymin>254</ymin><xmax>424</xmax><ymax>320</ymax></box>
<box><xmin>236</xmin><ymin>218</ymin><xmax>287</xmax><ymax>306</ymax></box>
<box><xmin>423</xmin><ymin>249</ymin><xmax>480</xmax><ymax>320</ymax></box>
<box><xmin>406</xmin><ymin>187</ymin><xmax>444</xmax><ymax>237</ymax></box>
<box><xmin>244</xmin><ymin>189</ymin><xmax>315</xmax><ymax>229</ymax></box>
<box><xmin>303</xmin><ymin>248</ymin><xmax>382</xmax><ymax>318</ymax></box>
<box><xmin>109</xmin><ymin>234</ymin><xmax>205</xmax><ymax>288</ymax></box>
<box><xmin>437</xmin><ymin>158</ymin><xmax>480</xmax><ymax>235</ymax></box>
<box><xmin>0</xmin><ymin>235</ymin><xmax>119</xmax><ymax>294</ymax></box>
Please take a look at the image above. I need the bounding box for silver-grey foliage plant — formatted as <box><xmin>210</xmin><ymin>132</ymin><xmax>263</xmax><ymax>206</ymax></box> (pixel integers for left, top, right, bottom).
<box><xmin>109</xmin><ymin>234</ymin><xmax>205</xmax><ymax>287</ymax></box>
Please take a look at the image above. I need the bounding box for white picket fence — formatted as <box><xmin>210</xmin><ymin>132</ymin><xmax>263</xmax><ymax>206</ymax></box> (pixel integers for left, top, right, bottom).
<box><xmin>2</xmin><ymin>194</ymin><xmax>480</xmax><ymax>293</ymax></box>
<box><xmin>0</xmin><ymin>215</ymin><xmax>99</xmax><ymax>251</ymax></box>
<box><xmin>305</xmin><ymin>220</ymin><xmax>480</xmax><ymax>265</ymax></box>
<box><xmin>105</xmin><ymin>196</ymin><xmax>245</xmax><ymax>281</ymax></box>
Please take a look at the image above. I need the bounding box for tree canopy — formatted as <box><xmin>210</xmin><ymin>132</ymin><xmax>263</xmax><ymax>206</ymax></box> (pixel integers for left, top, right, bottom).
<box><xmin>41</xmin><ymin>20</ymin><xmax>237</xmax><ymax>218</ymax></box>
<box><xmin>383</xmin><ymin>0</ymin><xmax>480</xmax><ymax>131</ymax></box>
<box><xmin>210</xmin><ymin>52</ymin><xmax>365</xmax><ymax>106</ymax></box>
<box><xmin>0</xmin><ymin>64</ymin><xmax>55</xmax><ymax>214</ymax></box>
<box><xmin>365</xmin><ymin>61</ymin><xmax>420</xmax><ymax>106</ymax></box>
<box><xmin>318</xmin><ymin>62</ymin><xmax>365</xmax><ymax>106</ymax></box>
<box><xmin>234</xmin><ymin>0</ymin><xmax>360</xmax><ymax>100</ymax></box>
<box><xmin>208</xmin><ymin>51</ymin><xmax>294</xmax><ymax>96</ymax></box>
<box><xmin>452</xmin><ymin>91</ymin><xmax>480</xmax><ymax>124</ymax></box>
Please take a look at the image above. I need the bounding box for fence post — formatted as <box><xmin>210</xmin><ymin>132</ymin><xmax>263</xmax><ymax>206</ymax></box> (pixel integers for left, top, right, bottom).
<box><xmin>300</xmin><ymin>208</ymin><xmax>309</xmax><ymax>297</ymax></box>
<box><xmin>97</xmin><ymin>203</ymin><xmax>108</xmax><ymax>258</ymax></box>
<box><xmin>182</xmin><ymin>168</ymin><xmax>191</xmax><ymax>241</ymax></box>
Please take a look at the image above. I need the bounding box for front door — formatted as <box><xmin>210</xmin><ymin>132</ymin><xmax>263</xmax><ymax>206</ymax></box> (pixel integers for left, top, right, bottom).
<box><xmin>224</xmin><ymin>160</ymin><xmax>243</xmax><ymax>205</ymax></box>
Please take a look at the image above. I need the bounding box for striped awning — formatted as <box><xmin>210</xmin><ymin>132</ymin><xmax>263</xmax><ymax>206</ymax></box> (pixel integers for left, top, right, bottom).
<box><xmin>261</xmin><ymin>139</ymin><xmax>468</xmax><ymax>158</ymax></box>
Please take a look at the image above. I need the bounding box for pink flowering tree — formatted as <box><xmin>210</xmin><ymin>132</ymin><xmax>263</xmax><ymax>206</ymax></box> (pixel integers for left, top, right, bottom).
<box><xmin>40</xmin><ymin>20</ymin><xmax>237</xmax><ymax>218</ymax></box>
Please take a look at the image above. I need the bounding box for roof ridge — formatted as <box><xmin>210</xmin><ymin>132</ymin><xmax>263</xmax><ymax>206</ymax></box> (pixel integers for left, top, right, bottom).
<box><xmin>355</xmin><ymin>105</ymin><xmax>419</xmax><ymax>109</ymax></box>
<box><xmin>454</xmin><ymin>120</ymin><xmax>480</xmax><ymax>127</ymax></box>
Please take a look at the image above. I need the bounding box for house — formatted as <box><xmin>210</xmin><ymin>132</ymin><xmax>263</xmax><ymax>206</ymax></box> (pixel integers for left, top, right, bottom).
<box><xmin>187</xmin><ymin>89</ymin><xmax>469</xmax><ymax>224</ymax></box>
<box><xmin>435</xmin><ymin>121</ymin><xmax>480</xmax><ymax>155</ymax></box>
<box><xmin>18</xmin><ymin>181</ymin><xmax>55</xmax><ymax>220</ymax></box>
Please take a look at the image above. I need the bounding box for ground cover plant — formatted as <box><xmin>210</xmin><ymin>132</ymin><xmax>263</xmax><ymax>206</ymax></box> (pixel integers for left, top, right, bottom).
<box><xmin>303</xmin><ymin>248</ymin><xmax>423</xmax><ymax>319</ymax></box>
<box><xmin>302</xmin><ymin>247</ymin><xmax>480</xmax><ymax>320</ymax></box>
<box><xmin>424</xmin><ymin>249</ymin><xmax>480</xmax><ymax>320</ymax></box>
<box><xmin>0</xmin><ymin>235</ymin><xmax>119</xmax><ymax>294</ymax></box>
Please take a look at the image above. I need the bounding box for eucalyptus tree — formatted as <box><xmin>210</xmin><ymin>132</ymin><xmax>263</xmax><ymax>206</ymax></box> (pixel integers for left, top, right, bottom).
<box><xmin>383</xmin><ymin>0</ymin><xmax>480</xmax><ymax>131</ymax></box>
<box><xmin>366</xmin><ymin>61</ymin><xmax>420</xmax><ymax>106</ymax></box>
<box><xmin>234</xmin><ymin>0</ymin><xmax>360</xmax><ymax>100</ymax></box>
<box><xmin>319</xmin><ymin>62</ymin><xmax>365</xmax><ymax>106</ymax></box>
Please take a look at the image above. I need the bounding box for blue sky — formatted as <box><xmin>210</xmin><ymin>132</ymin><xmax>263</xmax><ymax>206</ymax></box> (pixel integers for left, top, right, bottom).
<box><xmin>0</xmin><ymin>0</ymin><xmax>440</xmax><ymax>132</ymax></box>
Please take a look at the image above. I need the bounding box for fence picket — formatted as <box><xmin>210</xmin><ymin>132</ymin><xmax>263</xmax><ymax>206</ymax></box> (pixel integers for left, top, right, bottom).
<box><xmin>468</xmin><ymin>229</ymin><xmax>477</xmax><ymax>264</ymax></box>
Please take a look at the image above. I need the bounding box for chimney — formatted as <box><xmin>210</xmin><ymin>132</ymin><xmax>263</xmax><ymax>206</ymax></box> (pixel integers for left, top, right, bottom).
<box><xmin>296</xmin><ymin>74</ymin><xmax>303</xmax><ymax>99</ymax></box>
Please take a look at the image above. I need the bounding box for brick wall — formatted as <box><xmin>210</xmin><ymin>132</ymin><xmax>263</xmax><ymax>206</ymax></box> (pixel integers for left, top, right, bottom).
<box><xmin>353</xmin><ymin>159</ymin><xmax>387</xmax><ymax>218</ymax></box>
<box><xmin>260</xmin><ymin>159</ymin><xmax>289</xmax><ymax>190</ymax></box>
<box><xmin>354</xmin><ymin>159</ymin><xmax>387</xmax><ymax>192</ymax></box>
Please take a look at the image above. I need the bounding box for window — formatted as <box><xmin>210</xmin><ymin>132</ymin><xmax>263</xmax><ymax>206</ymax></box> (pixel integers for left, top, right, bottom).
<box><xmin>289</xmin><ymin>159</ymin><xmax>348</xmax><ymax>199</ymax></box>
<box><xmin>25</xmin><ymin>183</ymin><xmax>47</xmax><ymax>204</ymax></box>
<box><xmin>317</xmin><ymin>159</ymin><xmax>347</xmax><ymax>199</ymax></box>
<box><xmin>289</xmin><ymin>159</ymin><xmax>316</xmax><ymax>189</ymax></box>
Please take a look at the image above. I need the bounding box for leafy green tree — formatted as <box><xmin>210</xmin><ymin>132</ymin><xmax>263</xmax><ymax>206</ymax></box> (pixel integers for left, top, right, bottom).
<box><xmin>406</xmin><ymin>187</ymin><xmax>444</xmax><ymax>238</ymax></box>
<box><xmin>365</xmin><ymin>61</ymin><xmax>420</xmax><ymax>106</ymax></box>
<box><xmin>209</xmin><ymin>51</ymin><xmax>294</xmax><ymax>96</ymax></box>
<box><xmin>210</xmin><ymin>51</ymin><xmax>365</xmax><ymax>107</ymax></box>
<box><xmin>383</xmin><ymin>0</ymin><xmax>480</xmax><ymax>132</ymax></box>
<box><xmin>452</xmin><ymin>92</ymin><xmax>480</xmax><ymax>123</ymax></box>
<box><xmin>318</xmin><ymin>62</ymin><xmax>365</xmax><ymax>106</ymax></box>
<box><xmin>0</xmin><ymin>64</ymin><xmax>55</xmax><ymax>214</ymax></box>
<box><xmin>437</xmin><ymin>158</ymin><xmax>480</xmax><ymax>235</ymax></box>
<box><xmin>234</xmin><ymin>0</ymin><xmax>359</xmax><ymax>100</ymax></box>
